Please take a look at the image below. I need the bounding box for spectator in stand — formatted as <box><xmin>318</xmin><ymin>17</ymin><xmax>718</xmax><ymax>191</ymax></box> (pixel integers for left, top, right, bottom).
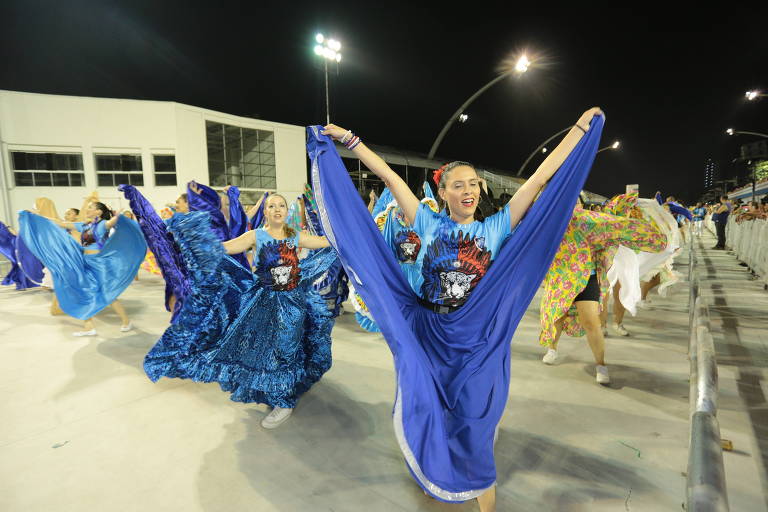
<box><xmin>712</xmin><ymin>195</ymin><xmax>732</xmax><ymax>249</ymax></box>
<box><xmin>736</xmin><ymin>201</ymin><xmax>765</xmax><ymax>222</ymax></box>
<box><xmin>692</xmin><ymin>202</ymin><xmax>706</xmax><ymax>236</ymax></box>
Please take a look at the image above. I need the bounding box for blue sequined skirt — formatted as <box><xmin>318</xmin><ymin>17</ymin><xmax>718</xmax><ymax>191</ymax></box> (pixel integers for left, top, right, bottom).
<box><xmin>144</xmin><ymin>212</ymin><xmax>336</xmax><ymax>408</ymax></box>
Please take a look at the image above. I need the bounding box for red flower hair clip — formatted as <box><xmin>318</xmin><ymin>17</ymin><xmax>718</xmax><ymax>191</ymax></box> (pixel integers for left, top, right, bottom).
<box><xmin>432</xmin><ymin>164</ymin><xmax>448</xmax><ymax>186</ymax></box>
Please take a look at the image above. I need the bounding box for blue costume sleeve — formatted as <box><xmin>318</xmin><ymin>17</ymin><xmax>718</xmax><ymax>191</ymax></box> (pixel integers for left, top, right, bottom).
<box><xmin>119</xmin><ymin>184</ymin><xmax>191</xmax><ymax>319</ymax></box>
<box><xmin>655</xmin><ymin>192</ymin><xmax>663</xmax><ymax>205</ymax></box>
<box><xmin>308</xmin><ymin>115</ymin><xmax>604</xmax><ymax>501</ymax></box>
<box><xmin>19</xmin><ymin>212</ymin><xmax>147</xmax><ymax>319</ymax></box>
<box><xmin>227</xmin><ymin>186</ymin><xmax>248</xmax><ymax>238</ymax></box>
<box><xmin>73</xmin><ymin>222</ymin><xmax>86</xmax><ymax>233</ymax></box>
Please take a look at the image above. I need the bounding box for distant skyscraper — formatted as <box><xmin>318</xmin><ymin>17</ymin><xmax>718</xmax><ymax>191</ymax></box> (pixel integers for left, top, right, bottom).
<box><xmin>704</xmin><ymin>158</ymin><xmax>716</xmax><ymax>189</ymax></box>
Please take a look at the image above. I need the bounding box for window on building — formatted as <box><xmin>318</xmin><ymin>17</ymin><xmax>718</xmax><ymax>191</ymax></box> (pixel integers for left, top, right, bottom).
<box><xmin>153</xmin><ymin>155</ymin><xmax>177</xmax><ymax>186</ymax></box>
<box><xmin>206</xmin><ymin>121</ymin><xmax>276</xmax><ymax>189</ymax></box>
<box><xmin>11</xmin><ymin>151</ymin><xmax>85</xmax><ymax>187</ymax></box>
<box><xmin>94</xmin><ymin>154</ymin><xmax>144</xmax><ymax>187</ymax></box>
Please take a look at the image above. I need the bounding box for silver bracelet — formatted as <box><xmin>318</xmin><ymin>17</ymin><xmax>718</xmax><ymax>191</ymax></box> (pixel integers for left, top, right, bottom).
<box><xmin>340</xmin><ymin>130</ymin><xmax>353</xmax><ymax>144</ymax></box>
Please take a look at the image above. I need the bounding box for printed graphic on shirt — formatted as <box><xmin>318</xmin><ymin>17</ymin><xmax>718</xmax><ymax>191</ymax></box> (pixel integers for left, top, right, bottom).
<box><xmin>256</xmin><ymin>238</ymin><xmax>300</xmax><ymax>291</ymax></box>
<box><xmin>393</xmin><ymin>230</ymin><xmax>422</xmax><ymax>264</ymax></box>
<box><xmin>420</xmin><ymin>230</ymin><xmax>492</xmax><ymax>307</ymax></box>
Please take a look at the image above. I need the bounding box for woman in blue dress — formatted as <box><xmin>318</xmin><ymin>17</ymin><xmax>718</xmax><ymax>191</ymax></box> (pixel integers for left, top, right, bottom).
<box><xmin>20</xmin><ymin>198</ymin><xmax>146</xmax><ymax>336</ymax></box>
<box><xmin>312</xmin><ymin>107</ymin><xmax>604</xmax><ymax>512</ymax></box>
<box><xmin>144</xmin><ymin>193</ymin><xmax>336</xmax><ymax>429</ymax></box>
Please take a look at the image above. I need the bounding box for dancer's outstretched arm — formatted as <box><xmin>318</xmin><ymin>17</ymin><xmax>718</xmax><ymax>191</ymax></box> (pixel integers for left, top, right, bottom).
<box><xmin>299</xmin><ymin>232</ymin><xmax>330</xmax><ymax>249</ymax></box>
<box><xmin>322</xmin><ymin>124</ymin><xmax>420</xmax><ymax>225</ymax></box>
<box><xmin>223</xmin><ymin>229</ymin><xmax>255</xmax><ymax>255</ymax></box>
<box><xmin>508</xmin><ymin>107</ymin><xmax>603</xmax><ymax>229</ymax></box>
<box><xmin>105</xmin><ymin>212</ymin><xmax>122</xmax><ymax>229</ymax></box>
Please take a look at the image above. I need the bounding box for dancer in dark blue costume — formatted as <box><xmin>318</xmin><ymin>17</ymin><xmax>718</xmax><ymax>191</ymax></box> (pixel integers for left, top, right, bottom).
<box><xmin>119</xmin><ymin>185</ymin><xmax>191</xmax><ymax>321</ymax></box>
<box><xmin>19</xmin><ymin>199</ymin><xmax>146</xmax><ymax>336</ymax></box>
<box><xmin>0</xmin><ymin>221</ymin><xmax>44</xmax><ymax>290</ymax></box>
<box><xmin>312</xmin><ymin>108</ymin><xmax>604</xmax><ymax>511</ymax></box>
<box><xmin>144</xmin><ymin>193</ymin><xmax>336</xmax><ymax>429</ymax></box>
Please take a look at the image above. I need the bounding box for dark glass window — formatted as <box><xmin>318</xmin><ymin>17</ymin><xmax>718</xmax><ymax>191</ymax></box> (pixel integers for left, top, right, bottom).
<box><xmin>206</xmin><ymin>122</ymin><xmax>276</xmax><ymax>190</ymax></box>
<box><xmin>10</xmin><ymin>151</ymin><xmax>85</xmax><ymax>187</ymax></box>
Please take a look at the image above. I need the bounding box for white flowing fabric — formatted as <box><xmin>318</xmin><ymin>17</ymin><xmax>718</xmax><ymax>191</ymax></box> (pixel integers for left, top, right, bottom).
<box><xmin>607</xmin><ymin>198</ymin><xmax>681</xmax><ymax>314</ymax></box>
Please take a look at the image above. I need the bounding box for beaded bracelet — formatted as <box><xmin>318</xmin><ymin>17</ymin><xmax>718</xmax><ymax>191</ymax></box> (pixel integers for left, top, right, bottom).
<box><xmin>340</xmin><ymin>130</ymin><xmax>353</xmax><ymax>144</ymax></box>
<box><xmin>346</xmin><ymin>135</ymin><xmax>362</xmax><ymax>150</ymax></box>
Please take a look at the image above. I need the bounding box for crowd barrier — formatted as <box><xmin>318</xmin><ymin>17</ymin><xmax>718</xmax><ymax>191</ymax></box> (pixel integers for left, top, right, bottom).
<box><xmin>725</xmin><ymin>216</ymin><xmax>768</xmax><ymax>288</ymax></box>
<box><xmin>686</xmin><ymin>236</ymin><xmax>730</xmax><ymax>511</ymax></box>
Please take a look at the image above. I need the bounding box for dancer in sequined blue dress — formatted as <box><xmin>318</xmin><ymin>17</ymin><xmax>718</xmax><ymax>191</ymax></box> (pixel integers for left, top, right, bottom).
<box><xmin>144</xmin><ymin>193</ymin><xmax>336</xmax><ymax>429</ymax></box>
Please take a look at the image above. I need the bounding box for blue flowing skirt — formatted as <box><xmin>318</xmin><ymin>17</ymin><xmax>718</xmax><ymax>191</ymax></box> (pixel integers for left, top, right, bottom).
<box><xmin>307</xmin><ymin>116</ymin><xmax>605</xmax><ymax>502</ymax></box>
<box><xmin>19</xmin><ymin>212</ymin><xmax>146</xmax><ymax>319</ymax></box>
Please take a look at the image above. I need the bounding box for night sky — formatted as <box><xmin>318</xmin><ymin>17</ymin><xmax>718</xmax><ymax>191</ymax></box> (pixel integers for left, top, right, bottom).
<box><xmin>1</xmin><ymin>1</ymin><xmax>766</xmax><ymax>203</ymax></box>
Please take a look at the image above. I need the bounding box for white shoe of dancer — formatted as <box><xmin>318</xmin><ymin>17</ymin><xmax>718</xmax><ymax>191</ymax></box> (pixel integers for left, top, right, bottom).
<box><xmin>542</xmin><ymin>348</ymin><xmax>558</xmax><ymax>365</ymax></box>
<box><xmin>637</xmin><ymin>299</ymin><xmax>650</xmax><ymax>309</ymax></box>
<box><xmin>261</xmin><ymin>407</ymin><xmax>293</xmax><ymax>429</ymax></box>
<box><xmin>73</xmin><ymin>329</ymin><xmax>97</xmax><ymax>337</ymax></box>
<box><xmin>596</xmin><ymin>365</ymin><xmax>610</xmax><ymax>385</ymax></box>
<box><xmin>120</xmin><ymin>322</ymin><xmax>133</xmax><ymax>332</ymax></box>
<box><xmin>612</xmin><ymin>323</ymin><xmax>630</xmax><ymax>336</ymax></box>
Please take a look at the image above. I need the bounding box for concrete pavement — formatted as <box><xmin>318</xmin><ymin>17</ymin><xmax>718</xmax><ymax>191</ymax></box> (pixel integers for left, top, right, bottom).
<box><xmin>1</xmin><ymin>233</ymin><xmax>765</xmax><ymax>511</ymax></box>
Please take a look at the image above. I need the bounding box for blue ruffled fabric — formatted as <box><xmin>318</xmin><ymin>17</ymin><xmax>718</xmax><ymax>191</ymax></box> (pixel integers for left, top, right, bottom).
<box><xmin>119</xmin><ymin>185</ymin><xmax>191</xmax><ymax>320</ymax></box>
<box><xmin>249</xmin><ymin>192</ymin><xmax>269</xmax><ymax>229</ymax></box>
<box><xmin>144</xmin><ymin>211</ymin><xmax>337</xmax><ymax>408</ymax></box>
<box><xmin>226</xmin><ymin>186</ymin><xmax>249</xmax><ymax>238</ymax></box>
<box><xmin>15</xmin><ymin>236</ymin><xmax>44</xmax><ymax>288</ymax></box>
<box><xmin>187</xmin><ymin>182</ymin><xmax>249</xmax><ymax>269</ymax></box>
<box><xmin>0</xmin><ymin>222</ymin><xmax>30</xmax><ymax>289</ymax></box>
<box><xmin>303</xmin><ymin>187</ymin><xmax>349</xmax><ymax>317</ymax></box>
<box><xmin>19</xmin><ymin>212</ymin><xmax>146</xmax><ymax>319</ymax></box>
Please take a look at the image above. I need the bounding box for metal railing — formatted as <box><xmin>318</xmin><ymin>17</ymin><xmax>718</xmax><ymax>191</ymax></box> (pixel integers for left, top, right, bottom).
<box><xmin>724</xmin><ymin>216</ymin><xmax>768</xmax><ymax>289</ymax></box>
<box><xmin>686</xmin><ymin>236</ymin><xmax>730</xmax><ymax>511</ymax></box>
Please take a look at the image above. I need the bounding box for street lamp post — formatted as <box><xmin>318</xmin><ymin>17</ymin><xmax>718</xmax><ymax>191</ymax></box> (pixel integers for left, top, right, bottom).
<box><xmin>725</xmin><ymin>128</ymin><xmax>768</xmax><ymax>139</ymax></box>
<box><xmin>516</xmin><ymin>126</ymin><xmax>572</xmax><ymax>177</ymax></box>
<box><xmin>314</xmin><ymin>34</ymin><xmax>342</xmax><ymax>125</ymax></box>
<box><xmin>516</xmin><ymin>125</ymin><xmax>620</xmax><ymax>177</ymax></box>
<box><xmin>597</xmin><ymin>140</ymin><xmax>621</xmax><ymax>154</ymax></box>
<box><xmin>427</xmin><ymin>54</ymin><xmax>530</xmax><ymax>160</ymax></box>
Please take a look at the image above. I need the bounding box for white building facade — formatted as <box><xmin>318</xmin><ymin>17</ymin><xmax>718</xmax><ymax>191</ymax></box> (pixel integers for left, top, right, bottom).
<box><xmin>0</xmin><ymin>90</ymin><xmax>308</xmax><ymax>226</ymax></box>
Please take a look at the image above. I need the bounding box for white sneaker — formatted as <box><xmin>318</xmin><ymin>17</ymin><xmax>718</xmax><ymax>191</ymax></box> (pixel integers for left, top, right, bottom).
<box><xmin>261</xmin><ymin>406</ymin><xmax>293</xmax><ymax>429</ymax></box>
<box><xmin>542</xmin><ymin>348</ymin><xmax>558</xmax><ymax>365</ymax></box>
<box><xmin>73</xmin><ymin>329</ymin><xmax>97</xmax><ymax>337</ymax></box>
<box><xmin>638</xmin><ymin>299</ymin><xmax>650</xmax><ymax>309</ymax></box>
<box><xmin>612</xmin><ymin>323</ymin><xmax>630</xmax><ymax>336</ymax></box>
<box><xmin>120</xmin><ymin>322</ymin><xmax>133</xmax><ymax>332</ymax></box>
<box><xmin>596</xmin><ymin>365</ymin><xmax>610</xmax><ymax>385</ymax></box>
